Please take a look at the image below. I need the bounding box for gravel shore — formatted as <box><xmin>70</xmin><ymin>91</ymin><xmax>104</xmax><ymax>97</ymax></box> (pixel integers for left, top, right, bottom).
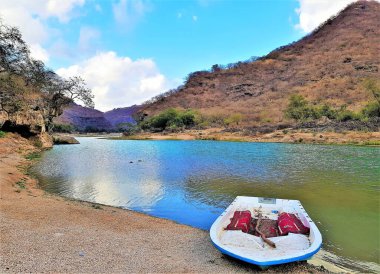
<box><xmin>0</xmin><ymin>134</ymin><xmax>332</xmax><ymax>273</ymax></box>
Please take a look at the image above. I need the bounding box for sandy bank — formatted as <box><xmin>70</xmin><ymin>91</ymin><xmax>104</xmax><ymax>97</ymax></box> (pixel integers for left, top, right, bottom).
<box><xmin>0</xmin><ymin>134</ymin><xmax>338</xmax><ymax>273</ymax></box>
<box><xmin>111</xmin><ymin>128</ymin><xmax>380</xmax><ymax>146</ymax></box>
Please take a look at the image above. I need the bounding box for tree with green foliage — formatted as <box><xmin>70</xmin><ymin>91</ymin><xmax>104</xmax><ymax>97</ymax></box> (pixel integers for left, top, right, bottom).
<box><xmin>335</xmin><ymin>105</ymin><xmax>361</xmax><ymax>121</ymax></box>
<box><xmin>140</xmin><ymin>108</ymin><xmax>196</xmax><ymax>132</ymax></box>
<box><xmin>361</xmin><ymin>101</ymin><xmax>380</xmax><ymax>118</ymax></box>
<box><xmin>52</xmin><ymin>123</ymin><xmax>75</xmax><ymax>133</ymax></box>
<box><xmin>285</xmin><ymin>94</ymin><xmax>319</xmax><ymax>121</ymax></box>
<box><xmin>317</xmin><ymin>104</ymin><xmax>337</xmax><ymax>119</ymax></box>
<box><xmin>0</xmin><ymin>19</ymin><xmax>94</xmax><ymax>133</ymax></box>
<box><xmin>285</xmin><ymin>92</ymin><xmax>379</xmax><ymax>123</ymax></box>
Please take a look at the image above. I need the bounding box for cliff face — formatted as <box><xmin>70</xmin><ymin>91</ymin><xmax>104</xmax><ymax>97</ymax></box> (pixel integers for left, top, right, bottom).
<box><xmin>0</xmin><ymin>100</ymin><xmax>53</xmax><ymax>148</ymax></box>
<box><xmin>140</xmin><ymin>1</ymin><xmax>380</xmax><ymax>126</ymax></box>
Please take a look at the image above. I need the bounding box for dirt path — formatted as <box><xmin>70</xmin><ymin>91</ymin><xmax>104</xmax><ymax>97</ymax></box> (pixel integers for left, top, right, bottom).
<box><xmin>0</xmin><ymin>134</ymin><xmax>331</xmax><ymax>273</ymax></box>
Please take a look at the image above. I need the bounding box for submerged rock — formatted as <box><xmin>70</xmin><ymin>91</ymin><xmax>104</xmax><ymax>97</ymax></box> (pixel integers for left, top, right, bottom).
<box><xmin>53</xmin><ymin>135</ymin><xmax>80</xmax><ymax>145</ymax></box>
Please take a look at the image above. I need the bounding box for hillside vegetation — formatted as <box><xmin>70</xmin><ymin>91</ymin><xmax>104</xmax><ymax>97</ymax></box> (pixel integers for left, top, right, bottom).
<box><xmin>139</xmin><ymin>1</ymin><xmax>380</xmax><ymax>129</ymax></box>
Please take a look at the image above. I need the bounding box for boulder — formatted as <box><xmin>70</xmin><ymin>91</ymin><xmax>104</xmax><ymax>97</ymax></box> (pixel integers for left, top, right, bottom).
<box><xmin>53</xmin><ymin>135</ymin><xmax>80</xmax><ymax>145</ymax></box>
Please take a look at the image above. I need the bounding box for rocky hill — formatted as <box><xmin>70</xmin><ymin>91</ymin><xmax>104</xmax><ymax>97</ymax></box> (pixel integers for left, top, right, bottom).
<box><xmin>139</xmin><ymin>1</ymin><xmax>380</xmax><ymax>127</ymax></box>
<box><xmin>54</xmin><ymin>104</ymin><xmax>112</xmax><ymax>131</ymax></box>
<box><xmin>54</xmin><ymin>104</ymin><xmax>141</xmax><ymax>132</ymax></box>
<box><xmin>104</xmin><ymin>105</ymin><xmax>141</xmax><ymax>127</ymax></box>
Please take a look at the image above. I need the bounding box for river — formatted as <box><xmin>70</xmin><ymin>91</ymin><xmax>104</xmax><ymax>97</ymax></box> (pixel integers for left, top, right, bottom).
<box><xmin>31</xmin><ymin>137</ymin><xmax>380</xmax><ymax>270</ymax></box>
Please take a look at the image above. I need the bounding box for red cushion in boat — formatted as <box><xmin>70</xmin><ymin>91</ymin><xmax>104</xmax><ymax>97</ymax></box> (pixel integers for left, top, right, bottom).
<box><xmin>278</xmin><ymin>212</ymin><xmax>310</xmax><ymax>236</ymax></box>
<box><xmin>225</xmin><ymin>210</ymin><xmax>251</xmax><ymax>233</ymax></box>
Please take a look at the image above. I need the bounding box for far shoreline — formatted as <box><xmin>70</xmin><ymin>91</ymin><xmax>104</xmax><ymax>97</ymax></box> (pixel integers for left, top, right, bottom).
<box><xmin>66</xmin><ymin>128</ymin><xmax>380</xmax><ymax>146</ymax></box>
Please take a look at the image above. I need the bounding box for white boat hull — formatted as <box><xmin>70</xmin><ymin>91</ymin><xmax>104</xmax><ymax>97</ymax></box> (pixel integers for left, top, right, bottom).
<box><xmin>210</xmin><ymin>196</ymin><xmax>322</xmax><ymax>266</ymax></box>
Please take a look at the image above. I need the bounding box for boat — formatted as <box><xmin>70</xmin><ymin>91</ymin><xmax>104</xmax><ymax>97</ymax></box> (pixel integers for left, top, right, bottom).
<box><xmin>210</xmin><ymin>196</ymin><xmax>322</xmax><ymax>268</ymax></box>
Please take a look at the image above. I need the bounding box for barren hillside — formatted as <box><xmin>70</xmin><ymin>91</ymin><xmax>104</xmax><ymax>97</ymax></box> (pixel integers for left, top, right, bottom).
<box><xmin>140</xmin><ymin>1</ymin><xmax>380</xmax><ymax>127</ymax></box>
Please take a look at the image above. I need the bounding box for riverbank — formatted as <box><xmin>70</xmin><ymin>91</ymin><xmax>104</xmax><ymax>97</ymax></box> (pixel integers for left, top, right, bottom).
<box><xmin>110</xmin><ymin>128</ymin><xmax>380</xmax><ymax>145</ymax></box>
<box><xmin>0</xmin><ymin>134</ymin><xmax>349</xmax><ymax>273</ymax></box>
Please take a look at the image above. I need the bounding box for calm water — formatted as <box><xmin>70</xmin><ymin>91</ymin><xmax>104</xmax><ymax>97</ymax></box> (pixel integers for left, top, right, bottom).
<box><xmin>32</xmin><ymin>137</ymin><xmax>380</xmax><ymax>266</ymax></box>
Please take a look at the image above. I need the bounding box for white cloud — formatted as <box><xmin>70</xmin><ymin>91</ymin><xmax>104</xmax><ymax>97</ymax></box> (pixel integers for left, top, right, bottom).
<box><xmin>78</xmin><ymin>26</ymin><xmax>101</xmax><ymax>52</ymax></box>
<box><xmin>29</xmin><ymin>44</ymin><xmax>50</xmax><ymax>63</ymax></box>
<box><xmin>112</xmin><ymin>0</ymin><xmax>151</xmax><ymax>31</ymax></box>
<box><xmin>45</xmin><ymin>0</ymin><xmax>85</xmax><ymax>23</ymax></box>
<box><xmin>56</xmin><ymin>51</ymin><xmax>177</xmax><ymax>111</ymax></box>
<box><xmin>0</xmin><ymin>0</ymin><xmax>85</xmax><ymax>63</ymax></box>
<box><xmin>295</xmin><ymin>0</ymin><xmax>380</xmax><ymax>33</ymax></box>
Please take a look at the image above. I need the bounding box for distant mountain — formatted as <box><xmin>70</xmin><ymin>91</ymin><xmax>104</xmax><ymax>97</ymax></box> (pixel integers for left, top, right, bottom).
<box><xmin>104</xmin><ymin>105</ymin><xmax>142</xmax><ymax>127</ymax></box>
<box><xmin>54</xmin><ymin>104</ymin><xmax>112</xmax><ymax>131</ymax></box>
<box><xmin>54</xmin><ymin>104</ymin><xmax>141</xmax><ymax>132</ymax></box>
<box><xmin>139</xmin><ymin>1</ymin><xmax>380</xmax><ymax>127</ymax></box>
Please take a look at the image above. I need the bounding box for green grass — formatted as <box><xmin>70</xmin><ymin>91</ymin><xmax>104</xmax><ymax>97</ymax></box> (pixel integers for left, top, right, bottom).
<box><xmin>15</xmin><ymin>181</ymin><xmax>26</xmax><ymax>189</ymax></box>
<box><xmin>25</xmin><ymin>152</ymin><xmax>41</xmax><ymax>160</ymax></box>
<box><xmin>0</xmin><ymin>130</ymin><xmax>6</xmax><ymax>138</ymax></box>
<box><xmin>361</xmin><ymin>140</ymin><xmax>380</xmax><ymax>146</ymax></box>
<box><xmin>91</xmin><ymin>204</ymin><xmax>102</xmax><ymax>210</ymax></box>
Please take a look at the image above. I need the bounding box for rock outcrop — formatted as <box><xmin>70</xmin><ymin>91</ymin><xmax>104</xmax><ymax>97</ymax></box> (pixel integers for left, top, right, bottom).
<box><xmin>0</xmin><ymin>110</ymin><xmax>53</xmax><ymax>148</ymax></box>
<box><xmin>53</xmin><ymin>135</ymin><xmax>80</xmax><ymax>145</ymax></box>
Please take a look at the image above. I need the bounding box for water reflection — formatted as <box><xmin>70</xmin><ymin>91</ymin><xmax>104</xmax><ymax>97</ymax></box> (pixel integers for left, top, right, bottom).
<box><xmin>35</xmin><ymin>138</ymin><xmax>165</xmax><ymax>209</ymax></box>
<box><xmin>32</xmin><ymin>138</ymin><xmax>380</xmax><ymax>266</ymax></box>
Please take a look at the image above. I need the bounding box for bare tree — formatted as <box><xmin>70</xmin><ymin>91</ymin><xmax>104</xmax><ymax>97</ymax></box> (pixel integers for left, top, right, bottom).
<box><xmin>41</xmin><ymin>74</ymin><xmax>94</xmax><ymax>132</ymax></box>
<box><xmin>0</xmin><ymin>19</ymin><xmax>30</xmax><ymax>75</ymax></box>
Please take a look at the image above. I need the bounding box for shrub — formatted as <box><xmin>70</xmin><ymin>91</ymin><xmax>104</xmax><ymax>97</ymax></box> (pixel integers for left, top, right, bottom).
<box><xmin>25</xmin><ymin>152</ymin><xmax>41</xmax><ymax>160</ymax></box>
<box><xmin>84</xmin><ymin>126</ymin><xmax>105</xmax><ymax>133</ymax></box>
<box><xmin>53</xmin><ymin>123</ymin><xmax>75</xmax><ymax>133</ymax></box>
<box><xmin>317</xmin><ymin>104</ymin><xmax>337</xmax><ymax>119</ymax></box>
<box><xmin>0</xmin><ymin>130</ymin><xmax>6</xmax><ymax>138</ymax></box>
<box><xmin>122</xmin><ymin>124</ymin><xmax>140</xmax><ymax>136</ymax></box>
<box><xmin>335</xmin><ymin>105</ymin><xmax>362</xmax><ymax>121</ymax></box>
<box><xmin>179</xmin><ymin>110</ymin><xmax>196</xmax><ymax>126</ymax></box>
<box><xmin>285</xmin><ymin>95</ymin><xmax>379</xmax><ymax>123</ymax></box>
<box><xmin>16</xmin><ymin>181</ymin><xmax>26</xmax><ymax>189</ymax></box>
<box><xmin>285</xmin><ymin>95</ymin><xmax>319</xmax><ymax>121</ymax></box>
<box><xmin>224</xmin><ymin>113</ymin><xmax>243</xmax><ymax>126</ymax></box>
<box><xmin>361</xmin><ymin>101</ymin><xmax>380</xmax><ymax>118</ymax></box>
<box><xmin>140</xmin><ymin>108</ymin><xmax>197</xmax><ymax>131</ymax></box>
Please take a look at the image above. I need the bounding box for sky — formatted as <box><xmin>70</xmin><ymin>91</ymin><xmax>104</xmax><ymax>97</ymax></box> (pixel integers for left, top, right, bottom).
<box><xmin>0</xmin><ymin>0</ymin><xmax>369</xmax><ymax>111</ymax></box>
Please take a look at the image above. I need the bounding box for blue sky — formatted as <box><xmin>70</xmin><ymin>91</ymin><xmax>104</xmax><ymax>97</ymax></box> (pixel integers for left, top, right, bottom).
<box><xmin>47</xmin><ymin>0</ymin><xmax>302</xmax><ymax>79</ymax></box>
<box><xmin>0</xmin><ymin>0</ymin><xmax>360</xmax><ymax>110</ymax></box>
